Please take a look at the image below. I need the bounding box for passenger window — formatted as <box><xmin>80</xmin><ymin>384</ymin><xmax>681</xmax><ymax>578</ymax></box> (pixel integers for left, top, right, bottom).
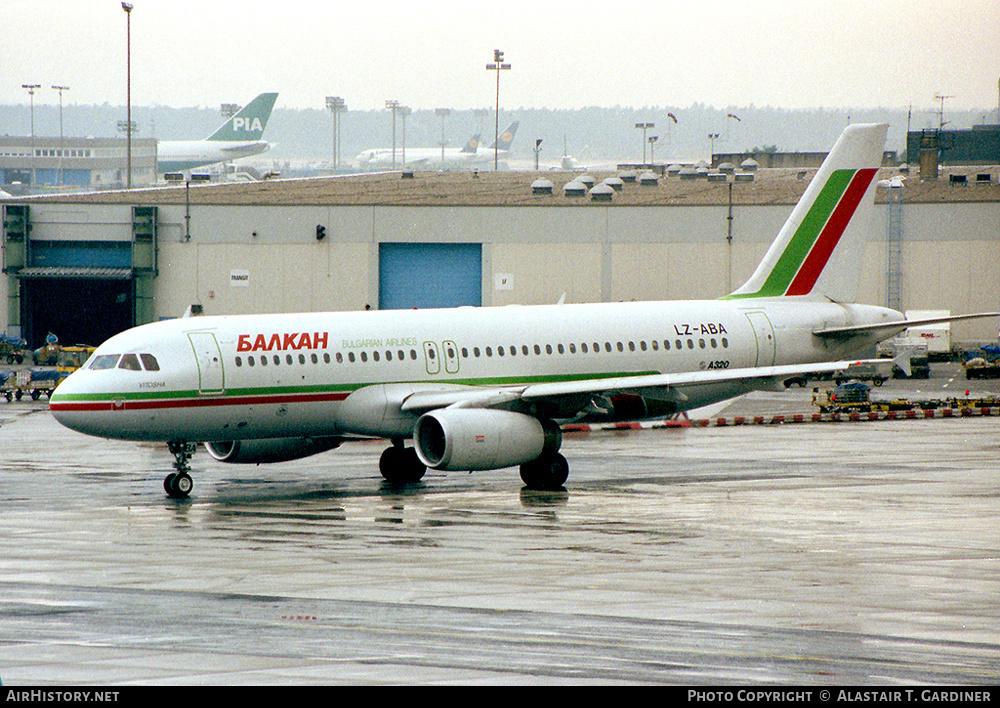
<box><xmin>521</xmin><ymin>345</ymin><xmax>529</xmax><ymax>356</ymax></box>
<box><xmin>299</xmin><ymin>354</ymin><xmax>306</xmax><ymax>364</ymax></box>
<box><xmin>140</xmin><ymin>353</ymin><xmax>160</xmax><ymax>371</ymax></box>
<box><xmin>557</xmin><ymin>344</ymin><xmax>565</xmax><ymax>354</ymax></box>
<box><xmin>286</xmin><ymin>354</ymin><xmax>293</xmax><ymax>365</ymax></box>
<box><xmin>349</xmin><ymin>352</ymin><xmax>356</xmax><ymax>363</ymax></box>
<box><xmin>90</xmin><ymin>354</ymin><xmax>120</xmax><ymax>370</ymax></box>
<box><xmin>235</xmin><ymin>356</ymin><xmax>243</xmax><ymax>367</ymax></box>
<box><xmin>534</xmin><ymin>344</ymin><xmax>541</xmax><ymax>355</ymax></box>
<box><xmin>273</xmin><ymin>355</ymin><xmax>281</xmax><ymax>365</ymax></box>
<box><xmin>118</xmin><ymin>354</ymin><xmax>141</xmax><ymax>371</ymax></box>
<box><xmin>248</xmin><ymin>356</ymin><xmax>255</xmax><ymax>367</ymax></box>
<box><xmin>722</xmin><ymin>338</ymin><xmax>729</xmax><ymax>348</ymax></box>
<box><xmin>336</xmin><ymin>352</ymin><xmax>343</xmax><ymax>363</ymax></box>
<box><xmin>324</xmin><ymin>353</ymin><xmax>331</xmax><ymax>364</ymax></box>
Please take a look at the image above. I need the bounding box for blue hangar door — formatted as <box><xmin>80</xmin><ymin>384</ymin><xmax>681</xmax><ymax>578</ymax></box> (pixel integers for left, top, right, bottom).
<box><xmin>378</xmin><ymin>243</ymin><xmax>482</xmax><ymax>310</ymax></box>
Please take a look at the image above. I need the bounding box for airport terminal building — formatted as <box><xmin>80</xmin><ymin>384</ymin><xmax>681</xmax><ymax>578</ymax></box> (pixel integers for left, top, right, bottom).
<box><xmin>2</xmin><ymin>166</ymin><xmax>999</xmax><ymax>351</ymax></box>
<box><xmin>0</xmin><ymin>136</ymin><xmax>157</xmax><ymax>190</ymax></box>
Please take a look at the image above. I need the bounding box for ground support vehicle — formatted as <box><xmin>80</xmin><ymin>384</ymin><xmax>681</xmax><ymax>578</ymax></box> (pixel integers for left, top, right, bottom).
<box><xmin>1</xmin><ymin>334</ymin><xmax>26</xmax><ymax>365</ymax></box>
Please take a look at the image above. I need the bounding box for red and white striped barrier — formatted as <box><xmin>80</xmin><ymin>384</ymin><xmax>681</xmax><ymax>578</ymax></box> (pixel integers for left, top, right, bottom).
<box><xmin>562</xmin><ymin>405</ymin><xmax>1000</xmax><ymax>432</ymax></box>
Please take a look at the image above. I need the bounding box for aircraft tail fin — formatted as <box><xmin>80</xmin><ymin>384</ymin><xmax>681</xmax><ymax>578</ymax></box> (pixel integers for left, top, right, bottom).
<box><xmin>725</xmin><ymin>123</ymin><xmax>887</xmax><ymax>303</ymax></box>
<box><xmin>460</xmin><ymin>133</ymin><xmax>482</xmax><ymax>154</ymax></box>
<box><xmin>206</xmin><ymin>92</ymin><xmax>278</xmax><ymax>142</ymax></box>
<box><xmin>488</xmin><ymin>121</ymin><xmax>519</xmax><ymax>150</ymax></box>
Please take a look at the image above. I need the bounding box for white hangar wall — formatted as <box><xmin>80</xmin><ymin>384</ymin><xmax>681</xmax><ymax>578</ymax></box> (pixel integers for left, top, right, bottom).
<box><xmin>3</xmin><ymin>199</ymin><xmax>998</xmax><ymax>344</ymax></box>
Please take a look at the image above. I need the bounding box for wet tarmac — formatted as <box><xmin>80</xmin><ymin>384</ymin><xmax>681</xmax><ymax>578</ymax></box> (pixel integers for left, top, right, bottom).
<box><xmin>1</xmin><ymin>365</ymin><xmax>998</xmax><ymax>684</ymax></box>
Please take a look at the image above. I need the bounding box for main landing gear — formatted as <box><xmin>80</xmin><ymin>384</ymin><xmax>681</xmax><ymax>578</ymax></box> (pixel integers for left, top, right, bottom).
<box><xmin>165</xmin><ymin>441</ymin><xmax>197</xmax><ymax>499</ymax></box>
<box><xmin>379</xmin><ymin>439</ymin><xmax>427</xmax><ymax>485</ymax></box>
<box><xmin>519</xmin><ymin>452</ymin><xmax>569</xmax><ymax>490</ymax></box>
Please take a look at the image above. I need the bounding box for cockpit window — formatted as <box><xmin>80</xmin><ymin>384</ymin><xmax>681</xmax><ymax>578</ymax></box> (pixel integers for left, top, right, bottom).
<box><xmin>140</xmin><ymin>353</ymin><xmax>160</xmax><ymax>371</ymax></box>
<box><xmin>118</xmin><ymin>354</ymin><xmax>142</xmax><ymax>371</ymax></box>
<box><xmin>89</xmin><ymin>354</ymin><xmax>121</xmax><ymax>370</ymax></box>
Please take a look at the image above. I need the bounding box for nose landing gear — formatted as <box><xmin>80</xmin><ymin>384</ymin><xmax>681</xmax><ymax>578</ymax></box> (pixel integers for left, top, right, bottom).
<box><xmin>164</xmin><ymin>441</ymin><xmax>197</xmax><ymax>499</ymax></box>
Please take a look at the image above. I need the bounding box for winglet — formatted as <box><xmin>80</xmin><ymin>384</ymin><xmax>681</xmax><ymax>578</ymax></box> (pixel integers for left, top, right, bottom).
<box><xmin>725</xmin><ymin>123</ymin><xmax>887</xmax><ymax>302</ymax></box>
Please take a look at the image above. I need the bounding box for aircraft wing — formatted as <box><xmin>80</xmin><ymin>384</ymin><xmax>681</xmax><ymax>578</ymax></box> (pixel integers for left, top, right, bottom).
<box><xmin>399</xmin><ymin>359</ymin><xmax>884</xmax><ymax>415</ymax></box>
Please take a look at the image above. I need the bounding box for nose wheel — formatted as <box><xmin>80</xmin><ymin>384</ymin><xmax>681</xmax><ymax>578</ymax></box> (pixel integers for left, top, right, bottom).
<box><xmin>165</xmin><ymin>441</ymin><xmax>197</xmax><ymax>499</ymax></box>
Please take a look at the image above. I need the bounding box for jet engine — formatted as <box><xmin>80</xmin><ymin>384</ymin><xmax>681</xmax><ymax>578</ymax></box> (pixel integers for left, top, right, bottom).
<box><xmin>205</xmin><ymin>437</ymin><xmax>342</xmax><ymax>464</ymax></box>
<box><xmin>413</xmin><ymin>408</ymin><xmax>561</xmax><ymax>471</ymax></box>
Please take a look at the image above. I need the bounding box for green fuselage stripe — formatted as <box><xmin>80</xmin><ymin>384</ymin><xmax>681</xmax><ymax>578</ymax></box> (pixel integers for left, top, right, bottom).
<box><xmin>50</xmin><ymin>369</ymin><xmax>659</xmax><ymax>403</ymax></box>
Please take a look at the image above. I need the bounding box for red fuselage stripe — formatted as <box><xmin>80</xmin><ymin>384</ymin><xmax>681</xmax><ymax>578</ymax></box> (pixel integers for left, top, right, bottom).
<box><xmin>50</xmin><ymin>391</ymin><xmax>350</xmax><ymax>412</ymax></box>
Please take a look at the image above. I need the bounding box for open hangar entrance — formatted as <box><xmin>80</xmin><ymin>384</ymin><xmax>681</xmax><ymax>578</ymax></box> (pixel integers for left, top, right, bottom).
<box><xmin>18</xmin><ymin>273</ymin><xmax>135</xmax><ymax>350</ymax></box>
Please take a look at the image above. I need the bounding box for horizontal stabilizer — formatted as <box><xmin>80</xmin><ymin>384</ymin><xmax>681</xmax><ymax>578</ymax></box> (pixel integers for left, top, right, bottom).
<box><xmin>814</xmin><ymin>311</ymin><xmax>1000</xmax><ymax>341</ymax></box>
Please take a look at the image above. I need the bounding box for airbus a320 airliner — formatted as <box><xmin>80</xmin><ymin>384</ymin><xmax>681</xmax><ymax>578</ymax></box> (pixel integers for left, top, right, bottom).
<box><xmin>49</xmin><ymin>123</ymin><xmax>996</xmax><ymax>498</ymax></box>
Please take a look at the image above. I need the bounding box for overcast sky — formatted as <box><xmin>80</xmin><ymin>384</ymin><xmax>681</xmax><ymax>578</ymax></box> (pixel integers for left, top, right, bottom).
<box><xmin>5</xmin><ymin>0</ymin><xmax>998</xmax><ymax>117</ymax></box>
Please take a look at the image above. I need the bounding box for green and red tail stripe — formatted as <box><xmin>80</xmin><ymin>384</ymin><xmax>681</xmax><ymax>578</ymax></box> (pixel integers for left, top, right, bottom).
<box><xmin>725</xmin><ymin>167</ymin><xmax>878</xmax><ymax>299</ymax></box>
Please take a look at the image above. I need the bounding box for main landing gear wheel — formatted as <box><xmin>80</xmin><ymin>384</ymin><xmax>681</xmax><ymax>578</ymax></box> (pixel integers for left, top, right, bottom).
<box><xmin>379</xmin><ymin>444</ymin><xmax>426</xmax><ymax>485</ymax></box>
<box><xmin>165</xmin><ymin>441</ymin><xmax>197</xmax><ymax>499</ymax></box>
<box><xmin>164</xmin><ymin>472</ymin><xmax>193</xmax><ymax>498</ymax></box>
<box><xmin>519</xmin><ymin>452</ymin><xmax>569</xmax><ymax>490</ymax></box>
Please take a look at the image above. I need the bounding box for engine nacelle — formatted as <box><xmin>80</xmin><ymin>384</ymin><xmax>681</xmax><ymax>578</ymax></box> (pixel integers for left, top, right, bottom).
<box><xmin>413</xmin><ymin>409</ymin><xmax>561</xmax><ymax>471</ymax></box>
<box><xmin>205</xmin><ymin>437</ymin><xmax>342</xmax><ymax>464</ymax></box>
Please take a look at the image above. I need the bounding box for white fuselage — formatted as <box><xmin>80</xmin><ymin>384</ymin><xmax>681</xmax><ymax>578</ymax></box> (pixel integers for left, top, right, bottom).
<box><xmin>50</xmin><ymin>298</ymin><xmax>901</xmax><ymax>444</ymax></box>
<box><xmin>356</xmin><ymin>147</ymin><xmax>503</xmax><ymax>167</ymax></box>
<box><xmin>157</xmin><ymin>139</ymin><xmax>272</xmax><ymax>173</ymax></box>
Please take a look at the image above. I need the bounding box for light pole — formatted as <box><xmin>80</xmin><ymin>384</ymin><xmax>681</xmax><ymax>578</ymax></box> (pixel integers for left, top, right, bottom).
<box><xmin>398</xmin><ymin>106</ymin><xmax>411</xmax><ymax>167</ymax></box>
<box><xmin>122</xmin><ymin>2</ymin><xmax>133</xmax><ymax>188</ymax></box>
<box><xmin>534</xmin><ymin>139</ymin><xmax>542</xmax><ymax>170</ymax></box>
<box><xmin>21</xmin><ymin>84</ymin><xmax>40</xmax><ymax>186</ymax></box>
<box><xmin>326</xmin><ymin>96</ymin><xmax>346</xmax><ymax>169</ymax></box>
<box><xmin>486</xmin><ymin>49</ymin><xmax>511</xmax><ymax>171</ymax></box>
<box><xmin>435</xmin><ymin>108</ymin><xmax>451</xmax><ymax>164</ymax></box>
<box><xmin>385</xmin><ymin>100</ymin><xmax>399</xmax><ymax>167</ymax></box>
<box><xmin>635</xmin><ymin>122</ymin><xmax>654</xmax><ymax>165</ymax></box>
<box><xmin>51</xmin><ymin>86</ymin><xmax>69</xmax><ymax>186</ymax></box>
<box><xmin>648</xmin><ymin>135</ymin><xmax>659</xmax><ymax>167</ymax></box>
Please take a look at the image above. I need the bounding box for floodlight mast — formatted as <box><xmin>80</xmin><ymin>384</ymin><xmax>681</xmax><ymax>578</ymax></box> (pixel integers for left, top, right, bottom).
<box><xmin>486</xmin><ymin>49</ymin><xmax>511</xmax><ymax>171</ymax></box>
<box><xmin>122</xmin><ymin>2</ymin><xmax>133</xmax><ymax>188</ymax></box>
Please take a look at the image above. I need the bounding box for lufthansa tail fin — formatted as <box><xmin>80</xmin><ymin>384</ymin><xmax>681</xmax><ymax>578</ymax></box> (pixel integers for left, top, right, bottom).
<box><xmin>460</xmin><ymin>133</ymin><xmax>482</xmax><ymax>154</ymax></box>
<box><xmin>206</xmin><ymin>92</ymin><xmax>279</xmax><ymax>142</ymax></box>
<box><xmin>488</xmin><ymin>121</ymin><xmax>520</xmax><ymax>151</ymax></box>
<box><xmin>725</xmin><ymin>123</ymin><xmax>887</xmax><ymax>303</ymax></box>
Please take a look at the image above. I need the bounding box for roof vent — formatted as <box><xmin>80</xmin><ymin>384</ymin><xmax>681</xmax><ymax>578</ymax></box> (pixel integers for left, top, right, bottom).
<box><xmin>740</xmin><ymin>158</ymin><xmax>758</xmax><ymax>172</ymax></box>
<box><xmin>590</xmin><ymin>183</ymin><xmax>614</xmax><ymax>202</ymax></box>
<box><xmin>618</xmin><ymin>170</ymin><xmax>637</xmax><ymax>183</ymax></box>
<box><xmin>563</xmin><ymin>180</ymin><xmax>587</xmax><ymax>197</ymax></box>
<box><xmin>638</xmin><ymin>171</ymin><xmax>659</xmax><ymax>186</ymax></box>
<box><xmin>734</xmin><ymin>172</ymin><xmax>755</xmax><ymax>183</ymax></box>
<box><xmin>602</xmin><ymin>176</ymin><xmax>624</xmax><ymax>192</ymax></box>
<box><xmin>531</xmin><ymin>178</ymin><xmax>554</xmax><ymax>195</ymax></box>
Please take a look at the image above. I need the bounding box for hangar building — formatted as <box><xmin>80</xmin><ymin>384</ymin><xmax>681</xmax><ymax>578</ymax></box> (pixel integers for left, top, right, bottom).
<box><xmin>3</xmin><ymin>167</ymin><xmax>998</xmax><ymax>351</ymax></box>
